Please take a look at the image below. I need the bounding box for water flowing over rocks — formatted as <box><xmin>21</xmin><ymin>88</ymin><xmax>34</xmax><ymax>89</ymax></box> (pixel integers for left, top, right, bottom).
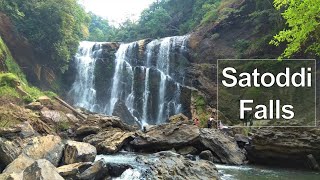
<box><xmin>69</xmin><ymin>36</ymin><xmax>192</xmax><ymax>126</ymax></box>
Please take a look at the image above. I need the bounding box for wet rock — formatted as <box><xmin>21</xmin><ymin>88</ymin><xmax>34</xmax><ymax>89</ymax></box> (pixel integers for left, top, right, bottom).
<box><xmin>107</xmin><ymin>163</ymin><xmax>132</xmax><ymax>177</ymax></box>
<box><xmin>23</xmin><ymin>135</ymin><xmax>65</xmax><ymax>166</ymax></box>
<box><xmin>3</xmin><ymin>154</ymin><xmax>35</xmax><ymax>174</ymax></box>
<box><xmin>200</xmin><ymin>128</ymin><xmax>246</xmax><ymax>165</ymax></box>
<box><xmin>131</xmin><ymin>122</ymin><xmax>199</xmax><ymax>152</ymax></box>
<box><xmin>63</xmin><ymin>140</ymin><xmax>97</xmax><ymax>164</ymax></box>
<box><xmin>140</xmin><ymin>151</ymin><xmax>219</xmax><ymax>180</ymax></box>
<box><xmin>0</xmin><ymin>137</ymin><xmax>21</xmax><ymax>170</ymax></box>
<box><xmin>83</xmin><ymin>127</ymin><xmax>135</xmax><ymax>154</ymax></box>
<box><xmin>177</xmin><ymin>146</ymin><xmax>198</xmax><ymax>155</ymax></box>
<box><xmin>168</xmin><ymin>113</ymin><xmax>189</xmax><ymax>123</ymax></box>
<box><xmin>77</xmin><ymin>160</ymin><xmax>109</xmax><ymax>180</ymax></box>
<box><xmin>246</xmin><ymin>128</ymin><xmax>320</xmax><ymax>168</ymax></box>
<box><xmin>57</xmin><ymin>162</ymin><xmax>92</xmax><ymax>179</ymax></box>
<box><xmin>23</xmin><ymin>159</ymin><xmax>64</xmax><ymax>180</ymax></box>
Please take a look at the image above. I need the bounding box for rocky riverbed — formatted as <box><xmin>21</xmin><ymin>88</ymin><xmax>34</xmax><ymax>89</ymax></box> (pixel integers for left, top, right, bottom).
<box><xmin>0</xmin><ymin>96</ymin><xmax>320</xmax><ymax>179</ymax></box>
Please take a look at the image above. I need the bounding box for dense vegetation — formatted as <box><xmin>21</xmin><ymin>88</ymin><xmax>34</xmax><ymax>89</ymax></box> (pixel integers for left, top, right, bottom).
<box><xmin>0</xmin><ymin>36</ymin><xmax>55</xmax><ymax>102</ymax></box>
<box><xmin>0</xmin><ymin>0</ymin><xmax>90</xmax><ymax>72</ymax></box>
<box><xmin>270</xmin><ymin>0</ymin><xmax>320</xmax><ymax>58</ymax></box>
<box><xmin>87</xmin><ymin>0</ymin><xmax>224</xmax><ymax>42</ymax></box>
<box><xmin>0</xmin><ymin>0</ymin><xmax>319</xmax><ymax>75</ymax></box>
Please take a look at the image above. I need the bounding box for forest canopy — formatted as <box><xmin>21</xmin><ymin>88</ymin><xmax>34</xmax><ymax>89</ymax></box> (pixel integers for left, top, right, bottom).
<box><xmin>0</xmin><ymin>0</ymin><xmax>90</xmax><ymax>72</ymax></box>
<box><xmin>0</xmin><ymin>0</ymin><xmax>319</xmax><ymax>73</ymax></box>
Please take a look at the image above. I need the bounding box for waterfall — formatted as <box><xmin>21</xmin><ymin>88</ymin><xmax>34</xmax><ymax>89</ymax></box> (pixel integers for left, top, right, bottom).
<box><xmin>105</xmin><ymin>42</ymin><xmax>136</xmax><ymax>115</ymax></box>
<box><xmin>69</xmin><ymin>35</ymin><xmax>190</xmax><ymax>126</ymax></box>
<box><xmin>69</xmin><ymin>41</ymin><xmax>100</xmax><ymax>112</ymax></box>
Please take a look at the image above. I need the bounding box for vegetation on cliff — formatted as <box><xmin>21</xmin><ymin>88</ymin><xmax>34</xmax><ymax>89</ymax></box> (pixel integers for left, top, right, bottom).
<box><xmin>0</xmin><ymin>36</ymin><xmax>54</xmax><ymax>103</ymax></box>
<box><xmin>0</xmin><ymin>0</ymin><xmax>90</xmax><ymax>72</ymax></box>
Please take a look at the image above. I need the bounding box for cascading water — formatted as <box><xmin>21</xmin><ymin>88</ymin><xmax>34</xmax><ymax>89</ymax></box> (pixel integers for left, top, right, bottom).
<box><xmin>69</xmin><ymin>35</ymin><xmax>190</xmax><ymax>126</ymax></box>
<box><xmin>69</xmin><ymin>41</ymin><xmax>100</xmax><ymax>112</ymax></box>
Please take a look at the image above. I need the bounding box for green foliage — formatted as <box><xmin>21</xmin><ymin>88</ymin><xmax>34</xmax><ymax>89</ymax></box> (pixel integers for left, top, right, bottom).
<box><xmin>0</xmin><ymin>85</ymin><xmax>20</xmax><ymax>98</ymax></box>
<box><xmin>87</xmin><ymin>13</ymin><xmax>113</xmax><ymax>41</ymax></box>
<box><xmin>234</xmin><ymin>39</ymin><xmax>250</xmax><ymax>53</ymax></box>
<box><xmin>0</xmin><ymin>37</ymin><xmax>27</xmax><ymax>82</ymax></box>
<box><xmin>0</xmin><ymin>72</ymin><xmax>55</xmax><ymax>103</ymax></box>
<box><xmin>270</xmin><ymin>0</ymin><xmax>320</xmax><ymax>58</ymax></box>
<box><xmin>0</xmin><ymin>73</ymin><xmax>20</xmax><ymax>87</ymax></box>
<box><xmin>86</xmin><ymin>0</ymin><xmax>224</xmax><ymax>42</ymax></box>
<box><xmin>56</xmin><ymin>120</ymin><xmax>70</xmax><ymax>132</ymax></box>
<box><xmin>0</xmin><ymin>0</ymin><xmax>90</xmax><ymax>72</ymax></box>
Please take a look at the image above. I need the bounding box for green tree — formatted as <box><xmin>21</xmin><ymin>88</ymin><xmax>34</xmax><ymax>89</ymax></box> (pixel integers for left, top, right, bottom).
<box><xmin>0</xmin><ymin>0</ymin><xmax>90</xmax><ymax>72</ymax></box>
<box><xmin>270</xmin><ymin>0</ymin><xmax>320</xmax><ymax>58</ymax></box>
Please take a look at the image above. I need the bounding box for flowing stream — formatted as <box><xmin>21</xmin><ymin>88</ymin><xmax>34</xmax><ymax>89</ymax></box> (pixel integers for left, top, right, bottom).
<box><xmin>95</xmin><ymin>153</ymin><xmax>320</xmax><ymax>180</ymax></box>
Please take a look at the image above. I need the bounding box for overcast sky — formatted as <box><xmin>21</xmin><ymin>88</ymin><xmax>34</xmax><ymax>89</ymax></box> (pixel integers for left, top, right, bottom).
<box><xmin>79</xmin><ymin>0</ymin><xmax>155</xmax><ymax>25</ymax></box>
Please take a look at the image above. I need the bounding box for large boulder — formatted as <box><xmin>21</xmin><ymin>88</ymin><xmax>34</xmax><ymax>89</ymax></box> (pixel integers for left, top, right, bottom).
<box><xmin>0</xmin><ymin>122</ymin><xmax>37</xmax><ymax>140</ymax></box>
<box><xmin>200</xmin><ymin>128</ymin><xmax>246</xmax><ymax>165</ymax></box>
<box><xmin>40</xmin><ymin>108</ymin><xmax>68</xmax><ymax>123</ymax></box>
<box><xmin>57</xmin><ymin>162</ymin><xmax>92</xmax><ymax>179</ymax></box>
<box><xmin>3</xmin><ymin>154</ymin><xmax>35</xmax><ymax>174</ymax></box>
<box><xmin>246</xmin><ymin>128</ymin><xmax>320</xmax><ymax>168</ymax></box>
<box><xmin>63</xmin><ymin>140</ymin><xmax>97</xmax><ymax>164</ymax></box>
<box><xmin>77</xmin><ymin>160</ymin><xmax>109</xmax><ymax>180</ymax></box>
<box><xmin>83</xmin><ymin>127</ymin><xmax>134</xmax><ymax>154</ymax></box>
<box><xmin>85</xmin><ymin>114</ymin><xmax>135</xmax><ymax>131</ymax></box>
<box><xmin>76</xmin><ymin>125</ymin><xmax>100</xmax><ymax>137</ymax></box>
<box><xmin>131</xmin><ymin>122</ymin><xmax>200</xmax><ymax>152</ymax></box>
<box><xmin>0</xmin><ymin>172</ymin><xmax>23</xmax><ymax>180</ymax></box>
<box><xmin>140</xmin><ymin>151</ymin><xmax>219</xmax><ymax>180</ymax></box>
<box><xmin>23</xmin><ymin>135</ymin><xmax>65</xmax><ymax>166</ymax></box>
<box><xmin>23</xmin><ymin>159</ymin><xmax>64</xmax><ymax>180</ymax></box>
<box><xmin>0</xmin><ymin>137</ymin><xmax>21</xmax><ymax>170</ymax></box>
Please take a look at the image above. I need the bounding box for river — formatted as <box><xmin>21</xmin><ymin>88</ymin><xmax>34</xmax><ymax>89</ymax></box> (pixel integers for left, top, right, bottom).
<box><xmin>96</xmin><ymin>153</ymin><xmax>320</xmax><ymax>180</ymax></box>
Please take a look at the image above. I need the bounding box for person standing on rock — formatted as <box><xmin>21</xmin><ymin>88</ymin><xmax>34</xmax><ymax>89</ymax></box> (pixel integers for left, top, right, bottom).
<box><xmin>207</xmin><ymin>117</ymin><xmax>214</xmax><ymax>128</ymax></box>
<box><xmin>194</xmin><ymin>118</ymin><xmax>200</xmax><ymax>127</ymax></box>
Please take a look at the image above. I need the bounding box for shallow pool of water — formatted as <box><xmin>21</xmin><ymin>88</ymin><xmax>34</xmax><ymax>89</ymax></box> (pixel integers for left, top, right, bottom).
<box><xmin>217</xmin><ymin>164</ymin><xmax>320</xmax><ymax>180</ymax></box>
